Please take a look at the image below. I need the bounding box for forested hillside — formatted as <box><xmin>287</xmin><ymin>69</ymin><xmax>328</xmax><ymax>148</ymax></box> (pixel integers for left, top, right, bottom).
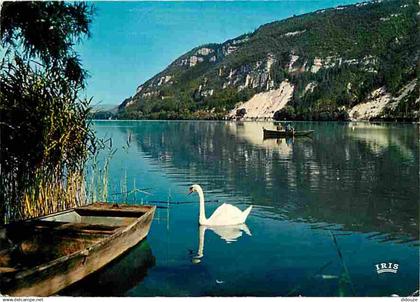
<box><xmin>117</xmin><ymin>0</ymin><xmax>419</xmax><ymax>121</ymax></box>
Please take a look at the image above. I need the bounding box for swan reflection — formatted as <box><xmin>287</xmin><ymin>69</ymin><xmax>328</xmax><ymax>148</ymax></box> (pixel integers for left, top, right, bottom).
<box><xmin>192</xmin><ymin>224</ymin><xmax>251</xmax><ymax>264</ymax></box>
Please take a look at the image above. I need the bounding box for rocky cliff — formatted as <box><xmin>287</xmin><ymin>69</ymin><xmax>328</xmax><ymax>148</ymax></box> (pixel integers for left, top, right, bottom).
<box><xmin>118</xmin><ymin>0</ymin><xmax>419</xmax><ymax>121</ymax></box>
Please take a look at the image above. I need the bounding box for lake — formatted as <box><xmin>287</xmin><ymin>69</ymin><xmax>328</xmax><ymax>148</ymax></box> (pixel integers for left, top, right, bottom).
<box><xmin>63</xmin><ymin>120</ymin><xmax>419</xmax><ymax>297</ymax></box>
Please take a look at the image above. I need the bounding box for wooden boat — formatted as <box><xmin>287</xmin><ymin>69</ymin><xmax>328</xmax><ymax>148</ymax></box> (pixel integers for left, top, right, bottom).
<box><xmin>263</xmin><ymin>128</ymin><xmax>314</xmax><ymax>139</ymax></box>
<box><xmin>0</xmin><ymin>202</ymin><xmax>156</xmax><ymax>296</ymax></box>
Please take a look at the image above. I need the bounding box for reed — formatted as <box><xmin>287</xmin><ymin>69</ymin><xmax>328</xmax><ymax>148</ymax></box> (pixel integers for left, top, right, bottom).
<box><xmin>2</xmin><ymin>93</ymin><xmax>143</xmax><ymax>224</ymax></box>
<box><xmin>1</xmin><ymin>126</ymin><xmax>117</xmax><ymax>223</ymax></box>
<box><xmin>20</xmin><ymin>171</ymin><xmax>86</xmax><ymax>220</ymax></box>
<box><xmin>84</xmin><ymin>141</ymin><xmax>117</xmax><ymax>205</ymax></box>
<box><xmin>0</xmin><ymin>56</ymin><xmax>95</xmax><ymax>223</ymax></box>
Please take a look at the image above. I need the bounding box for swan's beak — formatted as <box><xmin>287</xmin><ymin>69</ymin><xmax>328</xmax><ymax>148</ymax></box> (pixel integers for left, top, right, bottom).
<box><xmin>187</xmin><ymin>187</ymin><xmax>194</xmax><ymax>196</ymax></box>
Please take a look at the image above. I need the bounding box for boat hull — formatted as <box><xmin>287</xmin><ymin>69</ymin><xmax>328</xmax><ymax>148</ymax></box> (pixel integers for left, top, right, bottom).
<box><xmin>0</xmin><ymin>203</ymin><xmax>155</xmax><ymax>296</ymax></box>
<box><xmin>263</xmin><ymin>128</ymin><xmax>314</xmax><ymax>139</ymax></box>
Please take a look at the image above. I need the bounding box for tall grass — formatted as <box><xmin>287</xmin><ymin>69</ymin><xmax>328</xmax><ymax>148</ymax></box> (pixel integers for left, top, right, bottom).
<box><xmin>1</xmin><ymin>126</ymin><xmax>116</xmax><ymax>223</ymax></box>
<box><xmin>0</xmin><ymin>57</ymin><xmax>95</xmax><ymax>223</ymax></box>
<box><xmin>85</xmin><ymin>140</ymin><xmax>116</xmax><ymax>205</ymax></box>
<box><xmin>21</xmin><ymin>171</ymin><xmax>86</xmax><ymax>220</ymax></box>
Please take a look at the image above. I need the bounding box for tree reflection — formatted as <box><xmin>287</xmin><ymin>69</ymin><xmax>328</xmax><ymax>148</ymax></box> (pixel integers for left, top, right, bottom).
<box><xmin>120</xmin><ymin>121</ymin><xmax>419</xmax><ymax>243</ymax></box>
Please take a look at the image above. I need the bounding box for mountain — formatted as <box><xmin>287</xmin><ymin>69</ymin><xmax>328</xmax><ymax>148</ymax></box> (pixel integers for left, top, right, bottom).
<box><xmin>91</xmin><ymin>103</ymin><xmax>119</xmax><ymax>119</ymax></box>
<box><xmin>117</xmin><ymin>0</ymin><xmax>419</xmax><ymax>121</ymax></box>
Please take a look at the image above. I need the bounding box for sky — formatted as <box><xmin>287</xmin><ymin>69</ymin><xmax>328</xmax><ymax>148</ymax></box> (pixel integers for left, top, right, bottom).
<box><xmin>76</xmin><ymin>1</ymin><xmax>359</xmax><ymax>106</ymax></box>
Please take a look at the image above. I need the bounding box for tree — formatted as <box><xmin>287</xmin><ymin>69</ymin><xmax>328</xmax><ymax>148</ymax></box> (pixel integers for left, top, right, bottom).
<box><xmin>1</xmin><ymin>1</ymin><xmax>92</xmax><ymax>85</ymax></box>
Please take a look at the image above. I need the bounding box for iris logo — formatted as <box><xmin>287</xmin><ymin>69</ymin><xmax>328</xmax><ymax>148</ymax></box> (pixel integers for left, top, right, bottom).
<box><xmin>375</xmin><ymin>262</ymin><xmax>399</xmax><ymax>274</ymax></box>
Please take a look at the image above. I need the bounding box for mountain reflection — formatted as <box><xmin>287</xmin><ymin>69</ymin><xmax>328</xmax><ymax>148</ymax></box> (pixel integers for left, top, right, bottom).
<box><xmin>226</xmin><ymin>122</ymin><xmax>293</xmax><ymax>156</ymax></box>
<box><xmin>119</xmin><ymin>121</ymin><xmax>419</xmax><ymax>243</ymax></box>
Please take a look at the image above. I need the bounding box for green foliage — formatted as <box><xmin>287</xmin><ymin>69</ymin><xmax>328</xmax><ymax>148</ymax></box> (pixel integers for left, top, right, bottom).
<box><xmin>204</xmin><ymin>88</ymin><xmax>254</xmax><ymax>110</ymax></box>
<box><xmin>270</xmin><ymin>61</ymin><xmax>287</xmax><ymax>84</ymax></box>
<box><xmin>274</xmin><ymin>105</ymin><xmax>296</xmax><ymax>120</ymax></box>
<box><xmin>1</xmin><ymin>1</ymin><xmax>93</xmax><ymax>86</ymax></box>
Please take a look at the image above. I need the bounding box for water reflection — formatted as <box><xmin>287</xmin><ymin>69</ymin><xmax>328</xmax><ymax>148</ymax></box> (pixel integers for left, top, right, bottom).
<box><xmin>192</xmin><ymin>224</ymin><xmax>252</xmax><ymax>264</ymax></box>
<box><xmin>347</xmin><ymin>122</ymin><xmax>416</xmax><ymax>161</ymax></box>
<box><xmin>119</xmin><ymin>121</ymin><xmax>418</xmax><ymax>243</ymax></box>
<box><xmin>226</xmin><ymin>122</ymin><xmax>293</xmax><ymax>156</ymax></box>
<box><xmin>61</xmin><ymin>241</ymin><xmax>155</xmax><ymax>296</ymax></box>
<box><xmin>87</xmin><ymin>121</ymin><xmax>419</xmax><ymax>296</ymax></box>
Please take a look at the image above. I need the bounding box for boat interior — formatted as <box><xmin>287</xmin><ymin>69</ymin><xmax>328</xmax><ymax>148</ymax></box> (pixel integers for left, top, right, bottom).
<box><xmin>0</xmin><ymin>205</ymin><xmax>146</xmax><ymax>274</ymax></box>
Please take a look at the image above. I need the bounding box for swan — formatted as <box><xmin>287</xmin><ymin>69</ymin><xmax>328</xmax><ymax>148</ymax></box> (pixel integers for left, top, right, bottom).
<box><xmin>188</xmin><ymin>184</ymin><xmax>252</xmax><ymax>226</ymax></box>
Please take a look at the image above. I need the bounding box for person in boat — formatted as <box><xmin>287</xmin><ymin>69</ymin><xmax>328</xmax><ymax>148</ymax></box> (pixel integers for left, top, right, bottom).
<box><xmin>285</xmin><ymin>123</ymin><xmax>295</xmax><ymax>134</ymax></box>
<box><xmin>276</xmin><ymin>123</ymin><xmax>284</xmax><ymax>131</ymax></box>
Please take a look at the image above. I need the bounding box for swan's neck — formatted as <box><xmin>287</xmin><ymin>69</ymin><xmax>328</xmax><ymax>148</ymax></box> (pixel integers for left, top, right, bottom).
<box><xmin>197</xmin><ymin>187</ymin><xmax>207</xmax><ymax>225</ymax></box>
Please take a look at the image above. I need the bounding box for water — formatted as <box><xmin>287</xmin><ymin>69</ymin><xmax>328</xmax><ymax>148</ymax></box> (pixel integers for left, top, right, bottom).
<box><xmin>65</xmin><ymin>120</ymin><xmax>419</xmax><ymax>297</ymax></box>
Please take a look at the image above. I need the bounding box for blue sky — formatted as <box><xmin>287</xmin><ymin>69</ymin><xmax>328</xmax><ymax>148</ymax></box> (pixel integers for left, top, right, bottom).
<box><xmin>77</xmin><ymin>1</ymin><xmax>359</xmax><ymax>106</ymax></box>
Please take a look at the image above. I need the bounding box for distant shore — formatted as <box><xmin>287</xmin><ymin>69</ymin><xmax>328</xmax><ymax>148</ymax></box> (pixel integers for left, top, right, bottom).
<box><xmin>91</xmin><ymin>117</ymin><xmax>420</xmax><ymax>124</ymax></box>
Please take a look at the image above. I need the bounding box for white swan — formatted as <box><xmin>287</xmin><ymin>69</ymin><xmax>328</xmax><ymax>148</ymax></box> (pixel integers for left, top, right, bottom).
<box><xmin>188</xmin><ymin>184</ymin><xmax>252</xmax><ymax>226</ymax></box>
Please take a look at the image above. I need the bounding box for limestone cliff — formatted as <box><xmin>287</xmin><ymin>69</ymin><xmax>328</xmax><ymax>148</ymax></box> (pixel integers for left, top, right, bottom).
<box><xmin>118</xmin><ymin>0</ymin><xmax>419</xmax><ymax>121</ymax></box>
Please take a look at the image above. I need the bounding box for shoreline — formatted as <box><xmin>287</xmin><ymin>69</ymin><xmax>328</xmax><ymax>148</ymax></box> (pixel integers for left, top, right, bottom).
<box><xmin>91</xmin><ymin>118</ymin><xmax>420</xmax><ymax>125</ymax></box>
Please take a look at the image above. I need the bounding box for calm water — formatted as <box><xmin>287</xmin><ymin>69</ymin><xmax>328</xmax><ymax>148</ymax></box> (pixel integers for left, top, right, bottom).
<box><xmin>64</xmin><ymin>121</ymin><xmax>419</xmax><ymax>297</ymax></box>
